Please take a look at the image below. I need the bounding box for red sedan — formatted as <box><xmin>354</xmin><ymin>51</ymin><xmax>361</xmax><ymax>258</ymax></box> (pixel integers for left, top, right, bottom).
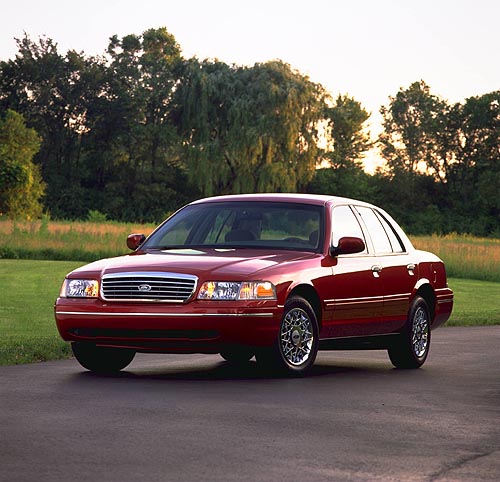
<box><xmin>55</xmin><ymin>194</ymin><xmax>454</xmax><ymax>375</ymax></box>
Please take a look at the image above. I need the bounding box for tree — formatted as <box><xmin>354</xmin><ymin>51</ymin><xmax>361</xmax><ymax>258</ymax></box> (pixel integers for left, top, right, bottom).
<box><xmin>307</xmin><ymin>166</ymin><xmax>374</xmax><ymax>201</ymax></box>
<box><xmin>377</xmin><ymin>80</ymin><xmax>450</xmax><ymax>218</ymax></box>
<box><xmin>104</xmin><ymin>28</ymin><xmax>183</xmax><ymax>173</ymax></box>
<box><xmin>0</xmin><ymin>110</ymin><xmax>44</xmax><ymax>218</ymax></box>
<box><xmin>308</xmin><ymin>94</ymin><xmax>372</xmax><ymax>200</ymax></box>
<box><xmin>379</xmin><ymin>81</ymin><xmax>447</xmax><ymax>177</ymax></box>
<box><xmin>0</xmin><ymin>34</ymin><xmax>107</xmax><ymax>217</ymax></box>
<box><xmin>0</xmin><ymin>29</ymin><xmax>194</xmax><ymax>221</ymax></box>
<box><xmin>447</xmin><ymin>92</ymin><xmax>500</xmax><ymax>233</ymax></box>
<box><xmin>89</xmin><ymin>27</ymin><xmax>191</xmax><ymax>221</ymax></box>
<box><xmin>378</xmin><ymin>82</ymin><xmax>500</xmax><ymax>235</ymax></box>
<box><xmin>174</xmin><ymin>59</ymin><xmax>327</xmax><ymax>196</ymax></box>
<box><xmin>325</xmin><ymin>94</ymin><xmax>371</xmax><ymax>169</ymax></box>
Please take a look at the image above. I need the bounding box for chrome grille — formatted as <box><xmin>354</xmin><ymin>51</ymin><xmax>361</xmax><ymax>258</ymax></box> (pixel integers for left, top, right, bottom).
<box><xmin>101</xmin><ymin>272</ymin><xmax>197</xmax><ymax>303</ymax></box>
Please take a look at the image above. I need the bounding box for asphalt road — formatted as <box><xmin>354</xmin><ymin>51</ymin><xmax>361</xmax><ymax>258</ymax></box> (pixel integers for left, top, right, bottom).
<box><xmin>1</xmin><ymin>326</ymin><xmax>499</xmax><ymax>482</ymax></box>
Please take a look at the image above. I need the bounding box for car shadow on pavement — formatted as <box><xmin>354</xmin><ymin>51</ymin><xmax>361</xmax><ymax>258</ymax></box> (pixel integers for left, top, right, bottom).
<box><xmin>68</xmin><ymin>358</ymin><xmax>396</xmax><ymax>383</ymax></box>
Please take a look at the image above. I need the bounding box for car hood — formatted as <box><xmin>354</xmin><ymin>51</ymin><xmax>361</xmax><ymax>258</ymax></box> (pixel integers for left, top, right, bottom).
<box><xmin>68</xmin><ymin>248</ymin><xmax>319</xmax><ymax>279</ymax></box>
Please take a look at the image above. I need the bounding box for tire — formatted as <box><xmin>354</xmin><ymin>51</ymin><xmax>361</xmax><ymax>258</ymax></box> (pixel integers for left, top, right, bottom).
<box><xmin>388</xmin><ymin>296</ymin><xmax>431</xmax><ymax>369</ymax></box>
<box><xmin>256</xmin><ymin>296</ymin><xmax>319</xmax><ymax>376</ymax></box>
<box><xmin>219</xmin><ymin>347</ymin><xmax>254</xmax><ymax>363</ymax></box>
<box><xmin>72</xmin><ymin>343</ymin><xmax>135</xmax><ymax>373</ymax></box>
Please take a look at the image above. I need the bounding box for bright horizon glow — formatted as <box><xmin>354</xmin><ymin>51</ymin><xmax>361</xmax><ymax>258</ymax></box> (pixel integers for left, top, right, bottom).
<box><xmin>1</xmin><ymin>0</ymin><xmax>499</xmax><ymax>173</ymax></box>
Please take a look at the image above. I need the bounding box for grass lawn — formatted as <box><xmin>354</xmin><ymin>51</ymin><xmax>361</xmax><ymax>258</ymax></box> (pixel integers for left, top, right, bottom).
<box><xmin>0</xmin><ymin>259</ymin><xmax>84</xmax><ymax>365</ymax></box>
<box><xmin>446</xmin><ymin>278</ymin><xmax>500</xmax><ymax>326</ymax></box>
<box><xmin>0</xmin><ymin>260</ymin><xmax>499</xmax><ymax>366</ymax></box>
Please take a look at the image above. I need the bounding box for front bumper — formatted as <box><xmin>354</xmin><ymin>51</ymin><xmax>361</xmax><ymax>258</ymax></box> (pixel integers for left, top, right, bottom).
<box><xmin>55</xmin><ymin>297</ymin><xmax>282</xmax><ymax>353</ymax></box>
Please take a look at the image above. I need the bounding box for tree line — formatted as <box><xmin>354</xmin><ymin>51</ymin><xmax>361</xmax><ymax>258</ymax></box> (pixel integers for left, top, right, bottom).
<box><xmin>0</xmin><ymin>27</ymin><xmax>498</xmax><ymax>235</ymax></box>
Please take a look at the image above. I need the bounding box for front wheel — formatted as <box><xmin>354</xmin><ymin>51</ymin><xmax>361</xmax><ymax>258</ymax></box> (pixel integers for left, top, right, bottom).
<box><xmin>256</xmin><ymin>296</ymin><xmax>319</xmax><ymax>376</ymax></box>
<box><xmin>388</xmin><ymin>296</ymin><xmax>431</xmax><ymax>369</ymax></box>
<box><xmin>72</xmin><ymin>343</ymin><xmax>135</xmax><ymax>373</ymax></box>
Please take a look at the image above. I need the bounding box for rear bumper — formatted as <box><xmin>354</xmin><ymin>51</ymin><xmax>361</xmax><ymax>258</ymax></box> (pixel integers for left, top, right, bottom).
<box><xmin>433</xmin><ymin>287</ymin><xmax>454</xmax><ymax>329</ymax></box>
<box><xmin>55</xmin><ymin>298</ymin><xmax>282</xmax><ymax>353</ymax></box>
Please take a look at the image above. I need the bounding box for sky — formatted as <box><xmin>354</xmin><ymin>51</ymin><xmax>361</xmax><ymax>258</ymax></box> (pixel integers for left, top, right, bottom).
<box><xmin>1</xmin><ymin>0</ymin><xmax>499</xmax><ymax>170</ymax></box>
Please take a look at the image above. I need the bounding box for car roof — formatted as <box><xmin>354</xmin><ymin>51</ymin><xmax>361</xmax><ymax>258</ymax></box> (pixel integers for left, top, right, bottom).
<box><xmin>191</xmin><ymin>193</ymin><xmax>375</xmax><ymax>208</ymax></box>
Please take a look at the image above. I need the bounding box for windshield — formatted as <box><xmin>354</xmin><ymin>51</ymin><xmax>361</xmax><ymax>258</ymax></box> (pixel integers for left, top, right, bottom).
<box><xmin>144</xmin><ymin>201</ymin><xmax>323</xmax><ymax>252</ymax></box>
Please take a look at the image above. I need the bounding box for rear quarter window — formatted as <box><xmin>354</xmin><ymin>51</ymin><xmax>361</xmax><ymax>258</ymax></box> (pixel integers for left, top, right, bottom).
<box><xmin>354</xmin><ymin>206</ymin><xmax>393</xmax><ymax>254</ymax></box>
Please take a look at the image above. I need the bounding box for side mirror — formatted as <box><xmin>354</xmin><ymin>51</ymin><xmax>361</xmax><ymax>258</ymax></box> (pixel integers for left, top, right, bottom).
<box><xmin>330</xmin><ymin>236</ymin><xmax>365</xmax><ymax>256</ymax></box>
<box><xmin>127</xmin><ymin>233</ymin><xmax>146</xmax><ymax>251</ymax></box>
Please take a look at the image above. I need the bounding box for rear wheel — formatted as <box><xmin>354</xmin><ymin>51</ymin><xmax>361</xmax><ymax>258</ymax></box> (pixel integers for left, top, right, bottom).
<box><xmin>388</xmin><ymin>296</ymin><xmax>431</xmax><ymax>369</ymax></box>
<box><xmin>72</xmin><ymin>343</ymin><xmax>135</xmax><ymax>373</ymax></box>
<box><xmin>256</xmin><ymin>296</ymin><xmax>319</xmax><ymax>376</ymax></box>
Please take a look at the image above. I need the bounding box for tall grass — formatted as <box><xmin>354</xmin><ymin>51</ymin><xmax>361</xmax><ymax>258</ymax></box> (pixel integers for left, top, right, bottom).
<box><xmin>411</xmin><ymin>233</ymin><xmax>500</xmax><ymax>282</ymax></box>
<box><xmin>0</xmin><ymin>218</ymin><xmax>155</xmax><ymax>262</ymax></box>
<box><xmin>0</xmin><ymin>219</ymin><xmax>499</xmax><ymax>282</ymax></box>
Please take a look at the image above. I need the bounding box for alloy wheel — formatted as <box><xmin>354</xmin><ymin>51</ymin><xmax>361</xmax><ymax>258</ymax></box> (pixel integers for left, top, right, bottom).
<box><xmin>280</xmin><ymin>307</ymin><xmax>314</xmax><ymax>366</ymax></box>
<box><xmin>412</xmin><ymin>306</ymin><xmax>429</xmax><ymax>358</ymax></box>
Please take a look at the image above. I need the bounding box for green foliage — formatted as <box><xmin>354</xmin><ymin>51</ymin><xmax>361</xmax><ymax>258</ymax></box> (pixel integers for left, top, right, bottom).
<box><xmin>448</xmin><ymin>92</ymin><xmax>500</xmax><ymax>220</ymax></box>
<box><xmin>0</xmin><ymin>29</ymin><xmax>498</xmax><ymax>235</ymax></box>
<box><xmin>0</xmin><ymin>29</ymin><xmax>194</xmax><ymax>222</ymax></box>
<box><xmin>325</xmin><ymin>94</ymin><xmax>372</xmax><ymax>168</ymax></box>
<box><xmin>377</xmin><ymin>82</ymin><xmax>500</xmax><ymax>236</ymax></box>
<box><xmin>307</xmin><ymin>166</ymin><xmax>374</xmax><ymax>201</ymax></box>
<box><xmin>81</xmin><ymin>28</ymin><xmax>197</xmax><ymax>221</ymax></box>
<box><xmin>379</xmin><ymin>81</ymin><xmax>445</xmax><ymax>176</ymax></box>
<box><xmin>86</xmin><ymin>210</ymin><xmax>107</xmax><ymax>223</ymax></box>
<box><xmin>0</xmin><ymin>35</ymin><xmax>107</xmax><ymax>218</ymax></box>
<box><xmin>0</xmin><ymin>110</ymin><xmax>44</xmax><ymax>218</ymax></box>
<box><xmin>175</xmin><ymin>59</ymin><xmax>326</xmax><ymax>195</ymax></box>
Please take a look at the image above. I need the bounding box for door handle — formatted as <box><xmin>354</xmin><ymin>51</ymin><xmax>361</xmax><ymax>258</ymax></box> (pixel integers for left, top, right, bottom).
<box><xmin>407</xmin><ymin>263</ymin><xmax>416</xmax><ymax>275</ymax></box>
<box><xmin>371</xmin><ymin>265</ymin><xmax>382</xmax><ymax>277</ymax></box>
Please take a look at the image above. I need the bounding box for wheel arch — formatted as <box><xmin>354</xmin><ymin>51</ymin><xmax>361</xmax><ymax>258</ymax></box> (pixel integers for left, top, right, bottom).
<box><xmin>415</xmin><ymin>283</ymin><xmax>436</xmax><ymax>322</ymax></box>
<box><xmin>287</xmin><ymin>284</ymin><xmax>322</xmax><ymax>330</ymax></box>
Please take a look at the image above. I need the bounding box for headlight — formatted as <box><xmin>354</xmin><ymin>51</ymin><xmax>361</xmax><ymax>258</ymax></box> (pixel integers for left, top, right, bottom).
<box><xmin>197</xmin><ymin>281</ymin><xmax>277</xmax><ymax>300</ymax></box>
<box><xmin>60</xmin><ymin>279</ymin><xmax>99</xmax><ymax>298</ymax></box>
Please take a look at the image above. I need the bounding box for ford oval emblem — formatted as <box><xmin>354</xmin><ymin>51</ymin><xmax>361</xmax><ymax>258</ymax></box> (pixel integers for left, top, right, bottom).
<box><xmin>138</xmin><ymin>284</ymin><xmax>152</xmax><ymax>292</ymax></box>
